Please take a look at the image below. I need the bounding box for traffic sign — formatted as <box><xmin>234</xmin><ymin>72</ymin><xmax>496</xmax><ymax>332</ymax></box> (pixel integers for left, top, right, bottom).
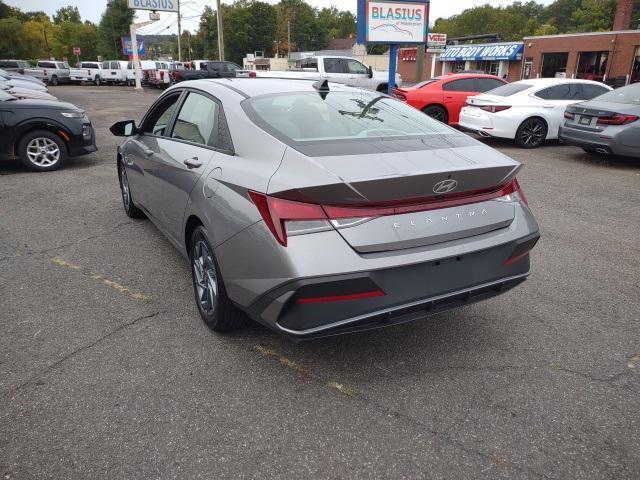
<box><xmin>73</xmin><ymin>47</ymin><xmax>81</xmax><ymax>55</ymax></box>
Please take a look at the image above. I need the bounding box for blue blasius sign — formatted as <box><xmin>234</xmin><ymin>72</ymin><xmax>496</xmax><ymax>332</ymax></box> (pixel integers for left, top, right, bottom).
<box><xmin>357</xmin><ymin>0</ymin><xmax>429</xmax><ymax>95</ymax></box>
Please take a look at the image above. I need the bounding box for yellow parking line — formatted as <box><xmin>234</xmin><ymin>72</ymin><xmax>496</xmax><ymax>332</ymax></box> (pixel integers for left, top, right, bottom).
<box><xmin>51</xmin><ymin>257</ymin><xmax>150</xmax><ymax>302</ymax></box>
<box><xmin>254</xmin><ymin>345</ymin><xmax>357</xmax><ymax>396</ymax></box>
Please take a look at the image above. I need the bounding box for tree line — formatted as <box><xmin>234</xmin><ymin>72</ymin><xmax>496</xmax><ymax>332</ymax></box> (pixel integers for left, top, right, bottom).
<box><xmin>1</xmin><ymin>0</ymin><xmax>639</xmax><ymax>65</ymax></box>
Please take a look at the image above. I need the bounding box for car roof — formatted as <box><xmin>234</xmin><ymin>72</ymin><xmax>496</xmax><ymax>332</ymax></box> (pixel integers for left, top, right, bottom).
<box><xmin>187</xmin><ymin>77</ymin><xmax>362</xmax><ymax>98</ymax></box>
<box><xmin>512</xmin><ymin>78</ymin><xmax>606</xmax><ymax>86</ymax></box>
<box><xmin>441</xmin><ymin>73</ymin><xmax>503</xmax><ymax>80</ymax></box>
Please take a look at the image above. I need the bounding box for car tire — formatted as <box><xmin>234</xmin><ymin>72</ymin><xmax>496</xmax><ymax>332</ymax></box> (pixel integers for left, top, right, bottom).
<box><xmin>118</xmin><ymin>161</ymin><xmax>145</xmax><ymax>218</ymax></box>
<box><xmin>50</xmin><ymin>75</ymin><xmax>58</xmax><ymax>86</ymax></box>
<box><xmin>422</xmin><ymin>105</ymin><xmax>449</xmax><ymax>124</ymax></box>
<box><xmin>127</xmin><ymin>79</ymin><xmax>134</xmax><ymax>87</ymax></box>
<box><xmin>189</xmin><ymin>226</ymin><xmax>246</xmax><ymax>332</ymax></box>
<box><xmin>515</xmin><ymin>117</ymin><xmax>547</xmax><ymax>149</ymax></box>
<box><xmin>17</xmin><ymin>130</ymin><xmax>67</xmax><ymax>172</ymax></box>
<box><xmin>94</xmin><ymin>76</ymin><xmax>101</xmax><ymax>86</ymax></box>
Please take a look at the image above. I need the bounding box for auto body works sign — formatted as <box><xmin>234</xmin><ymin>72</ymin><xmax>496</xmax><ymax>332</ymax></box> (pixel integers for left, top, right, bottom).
<box><xmin>440</xmin><ymin>43</ymin><xmax>524</xmax><ymax>61</ymax></box>
<box><xmin>365</xmin><ymin>1</ymin><xmax>428</xmax><ymax>44</ymax></box>
<box><xmin>127</xmin><ymin>0</ymin><xmax>178</xmax><ymax>12</ymax></box>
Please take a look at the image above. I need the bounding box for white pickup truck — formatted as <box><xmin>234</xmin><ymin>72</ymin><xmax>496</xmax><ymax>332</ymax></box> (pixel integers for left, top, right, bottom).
<box><xmin>255</xmin><ymin>56</ymin><xmax>401</xmax><ymax>92</ymax></box>
<box><xmin>69</xmin><ymin>61</ymin><xmax>106</xmax><ymax>85</ymax></box>
<box><xmin>23</xmin><ymin>60</ymin><xmax>71</xmax><ymax>86</ymax></box>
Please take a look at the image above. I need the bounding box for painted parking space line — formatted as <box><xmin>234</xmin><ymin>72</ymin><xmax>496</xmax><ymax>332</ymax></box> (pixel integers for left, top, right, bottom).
<box><xmin>254</xmin><ymin>344</ymin><xmax>357</xmax><ymax>397</ymax></box>
<box><xmin>51</xmin><ymin>256</ymin><xmax>150</xmax><ymax>302</ymax></box>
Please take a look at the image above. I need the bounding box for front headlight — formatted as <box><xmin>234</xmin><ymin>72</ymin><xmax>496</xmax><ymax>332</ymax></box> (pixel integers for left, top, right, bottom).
<box><xmin>61</xmin><ymin>111</ymin><xmax>84</xmax><ymax>118</ymax></box>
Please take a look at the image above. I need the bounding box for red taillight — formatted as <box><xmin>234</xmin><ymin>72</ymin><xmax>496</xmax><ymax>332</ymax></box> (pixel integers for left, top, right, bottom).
<box><xmin>392</xmin><ymin>89</ymin><xmax>406</xmax><ymax>100</ymax></box>
<box><xmin>564</xmin><ymin>111</ymin><xmax>575</xmax><ymax>119</ymax></box>
<box><xmin>596</xmin><ymin>114</ymin><xmax>638</xmax><ymax>125</ymax></box>
<box><xmin>249</xmin><ymin>179</ymin><xmax>528</xmax><ymax>247</ymax></box>
<box><xmin>160</xmin><ymin>71</ymin><xmax>164</xmax><ymax>79</ymax></box>
<box><xmin>173</xmin><ymin>71</ymin><xmax>180</xmax><ymax>80</ymax></box>
<box><xmin>249</xmin><ymin>71</ymin><xmax>256</xmax><ymax>78</ymax></box>
<box><xmin>43</xmin><ymin>69</ymin><xmax>47</xmax><ymax>76</ymax></box>
<box><xmin>297</xmin><ymin>290</ymin><xmax>385</xmax><ymax>304</ymax></box>
<box><xmin>479</xmin><ymin>105</ymin><xmax>511</xmax><ymax>113</ymax></box>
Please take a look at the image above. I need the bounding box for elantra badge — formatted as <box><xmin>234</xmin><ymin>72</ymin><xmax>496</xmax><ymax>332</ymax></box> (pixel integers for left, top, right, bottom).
<box><xmin>433</xmin><ymin>179</ymin><xmax>458</xmax><ymax>194</ymax></box>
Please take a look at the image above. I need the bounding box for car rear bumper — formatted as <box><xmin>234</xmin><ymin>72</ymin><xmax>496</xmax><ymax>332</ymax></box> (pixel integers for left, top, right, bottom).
<box><xmin>244</xmin><ymin>234</ymin><xmax>537</xmax><ymax>340</ymax></box>
<box><xmin>459</xmin><ymin>109</ymin><xmax>516</xmax><ymax>139</ymax></box>
<box><xmin>558</xmin><ymin>125</ymin><xmax>640</xmax><ymax>158</ymax></box>
<box><xmin>217</xmin><ymin>201</ymin><xmax>540</xmax><ymax>339</ymax></box>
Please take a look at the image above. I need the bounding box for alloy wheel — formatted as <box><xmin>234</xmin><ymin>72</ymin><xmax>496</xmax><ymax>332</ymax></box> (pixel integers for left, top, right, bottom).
<box><xmin>519</xmin><ymin>119</ymin><xmax>545</xmax><ymax>146</ymax></box>
<box><xmin>193</xmin><ymin>240</ymin><xmax>218</xmax><ymax>316</ymax></box>
<box><xmin>26</xmin><ymin>137</ymin><xmax>60</xmax><ymax>167</ymax></box>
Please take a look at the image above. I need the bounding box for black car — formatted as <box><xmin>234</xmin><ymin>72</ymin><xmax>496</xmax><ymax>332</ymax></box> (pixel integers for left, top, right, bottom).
<box><xmin>0</xmin><ymin>90</ymin><xmax>96</xmax><ymax>171</ymax></box>
<box><xmin>172</xmin><ymin>61</ymin><xmax>251</xmax><ymax>82</ymax></box>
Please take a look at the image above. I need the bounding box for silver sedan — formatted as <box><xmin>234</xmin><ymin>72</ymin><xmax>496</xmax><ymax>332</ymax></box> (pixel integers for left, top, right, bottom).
<box><xmin>111</xmin><ymin>78</ymin><xmax>540</xmax><ymax>339</ymax></box>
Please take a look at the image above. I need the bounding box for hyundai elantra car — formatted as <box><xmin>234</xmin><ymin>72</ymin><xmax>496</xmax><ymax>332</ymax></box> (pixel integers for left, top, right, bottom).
<box><xmin>459</xmin><ymin>78</ymin><xmax>612</xmax><ymax>148</ymax></box>
<box><xmin>111</xmin><ymin>78</ymin><xmax>540</xmax><ymax>339</ymax></box>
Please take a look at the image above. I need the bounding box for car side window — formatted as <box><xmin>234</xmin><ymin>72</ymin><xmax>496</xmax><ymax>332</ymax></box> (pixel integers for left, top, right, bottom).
<box><xmin>475</xmin><ymin>78</ymin><xmax>504</xmax><ymax>92</ymax></box>
<box><xmin>536</xmin><ymin>84</ymin><xmax>583</xmax><ymax>100</ymax></box>
<box><xmin>443</xmin><ymin>78</ymin><xmax>476</xmax><ymax>92</ymax></box>
<box><xmin>324</xmin><ymin>58</ymin><xmax>345</xmax><ymax>74</ymax></box>
<box><xmin>142</xmin><ymin>92</ymin><xmax>182</xmax><ymax>136</ymax></box>
<box><xmin>346</xmin><ymin>60</ymin><xmax>368</xmax><ymax>75</ymax></box>
<box><xmin>582</xmin><ymin>83</ymin><xmax>609</xmax><ymax>100</ymax></box>
<box><xmin>171</xmin><ymin>92</ymin><xmax>219</xmax><ymax>147</ymax></box>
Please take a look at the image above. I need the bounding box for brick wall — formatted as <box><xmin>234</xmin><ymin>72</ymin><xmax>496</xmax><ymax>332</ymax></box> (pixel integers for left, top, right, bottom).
<box><xmin>523</xmin><ymin>31</ymin><xmax>640</xmax><ymax>81</ymax></box>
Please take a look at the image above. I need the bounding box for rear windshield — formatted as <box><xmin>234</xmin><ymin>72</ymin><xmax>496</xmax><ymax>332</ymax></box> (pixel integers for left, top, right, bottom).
<box><xmin>244</xmin><ymin>91</ymin><xmax>453</xmax><ymax>144</ymax></box>
<box><xmin>593</xmin><ymin>83</ymin><xmax>640</xmax><ymax>105</ymax></box>
<box><xmin>81</xmin><ymin>63</ymin><xmax>100</xmax><ymax>69</ymax></box>
<box><xmin>486</xmin><ymin>83</ymin><xmax>533</xmax><ymax>96</ymax></box>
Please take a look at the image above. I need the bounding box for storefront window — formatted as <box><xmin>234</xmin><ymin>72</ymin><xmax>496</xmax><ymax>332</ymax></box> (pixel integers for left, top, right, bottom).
<box><xmin>576</xmin><ymin>51</ymin><xmax>608</xmax><ymax>81</ymax></box>
<box><xmin>476</xmin><ymin>60</ymin><xmax>500</xmax><ymax>76</ymax></box>
<box><xmin>452</xmin><ymin>60</ymin><xmax>466</xmax><ymax>73</ymax></box>
<box><xmin>632</xmin><ymin>47</ymin><xmax>640</xmax><ymax>83</ymax></box>
<box><xmin>541</xmin><ymin>52</ymin><xmax>568</xmax><ymax>78</ymax></box>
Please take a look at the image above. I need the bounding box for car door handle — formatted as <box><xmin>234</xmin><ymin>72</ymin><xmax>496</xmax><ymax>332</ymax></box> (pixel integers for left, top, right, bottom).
<box><xmin>183</xmin><ymin>157</ymin><xmax>202</xmax><ymax>169</ymax></box>
<box><xmin>143</xmin><ymin>148</ymin><xmax>154</xmax><ymax>156</ymax></box>
<box><xmin>542</xmin><ymin>103</ymin><xmax>554</xmax><ymax>108</ymax></box>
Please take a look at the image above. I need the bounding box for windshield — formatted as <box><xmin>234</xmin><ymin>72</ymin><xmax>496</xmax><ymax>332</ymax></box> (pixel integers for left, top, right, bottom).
<box><xmin>244</xmin><ymin>91</ymin><xmax>452</xmax><ymax>144</ymax></box>
<box><xmin>486</xmin><ymin>83</ymin><xmax>533</xmax><ymax>96</ymax></box>
<box><xmin>593</xmin><ymin>83</ymin><xmax>640</xmax><ymax>105</ymax></box>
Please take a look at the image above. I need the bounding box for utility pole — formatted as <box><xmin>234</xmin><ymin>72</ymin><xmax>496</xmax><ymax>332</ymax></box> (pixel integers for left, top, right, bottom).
<box><xmin>187</xmin><ymin>31</ymin><xmax>192</xmax><ymax>61</ymax></box>
<box><xmin>42</xmin><ymin>25</ymin><xmax>51</xmax><ymax>59</ymax></box>
<box><xmin>131</xmin><ymin>18</ymin><xmax>158</xmax><ymax>90</ymax></box>
<box><xmin>287</xmin><ymin>20</ymin><xmax>291</xmax><ymax>56</ymax></box>
<box><xmin>216</xmin><ymin>0</ymin><xmax>224</xmax><ymax>60</ymax></box>
<box><xmin>177</xmin><ymin>0</ymin><xmax>182</xmax><ymax>62</ymax></box>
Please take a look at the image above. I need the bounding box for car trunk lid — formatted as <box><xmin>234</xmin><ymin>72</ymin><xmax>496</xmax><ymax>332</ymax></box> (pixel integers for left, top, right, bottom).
<box><xmin>266</xmin><ymin>141</ymin><xmax>521</xmax><ymax>252</ymax></box>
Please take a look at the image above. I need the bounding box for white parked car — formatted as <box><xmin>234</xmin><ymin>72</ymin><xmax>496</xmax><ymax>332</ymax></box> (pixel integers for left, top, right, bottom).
<box><xmin>459</xmin><ymin>78</ymin><xmax>612</xmax><ymax>148</ymax></box>
<box><xmin>0</xmin><ymin>82</ymin><xmax>57</xmax><ymax>101</ymax></box>
<box><xmin>23</xmin><ymin>60</ymin><xmax>71</xmax><ymax>86</ymax></box>
<box><xmin>69</xmin><ymin>61</ymin><xmax>106</xmax><ymax>85</ymax></box>
<box><xmin>102</xmin><ymin>60</ymin><xmax>129</xmax><ymax>85</ymax></box>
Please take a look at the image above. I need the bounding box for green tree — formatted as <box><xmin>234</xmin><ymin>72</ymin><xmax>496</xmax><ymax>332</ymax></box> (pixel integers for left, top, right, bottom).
<box><xmin>572</xmin><ymin>0</ymin><xmax>616</xmax><ymax>32</ymax></box>
<box><xmin>97</xmin><ymin>0</ymin><xmax>134</xmax><ymax>59</ymax></box>
<box><xmin>53</xmin><ymin>6</ymin><xmax>81</xmax><ymax>24</ymax></box>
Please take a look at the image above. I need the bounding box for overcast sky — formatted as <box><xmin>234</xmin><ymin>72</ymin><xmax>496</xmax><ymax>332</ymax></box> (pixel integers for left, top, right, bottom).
<box><xmin>7</xmin><ymin>0</ymin><xmax>555</xmax><ymax>36</ymax></box>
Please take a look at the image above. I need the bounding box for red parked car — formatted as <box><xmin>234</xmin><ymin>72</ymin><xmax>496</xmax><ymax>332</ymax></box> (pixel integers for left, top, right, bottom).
<box><xmin>392</xmin><ymin>73</ymin><xmax>507</xmax><ymax>125</ymax></box>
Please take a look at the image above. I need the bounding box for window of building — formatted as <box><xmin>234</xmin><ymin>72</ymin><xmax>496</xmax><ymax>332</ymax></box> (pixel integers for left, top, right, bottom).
<box><xmin>576</xmin><ymin>51</ymin><xmax>608</xmax><ymax>81</ymax></box>
<box><xmin>631</xmin><ymin>47</ymin><xmax>640</xmax><ymax>83</ymax></box>
<box><xmin>476</xmin><ymin>60</ymin><xmax>500</xmax><ymax>76</ymax></box>
<box><xmin>541</xmin><ymin>52</ymin><xmax>568</xmax><ymax>78</ymax></box>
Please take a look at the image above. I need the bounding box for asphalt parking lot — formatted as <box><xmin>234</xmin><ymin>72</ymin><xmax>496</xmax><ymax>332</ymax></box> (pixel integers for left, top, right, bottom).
<box><xmin>1</xmin><ymin>85</ymin><xmax>639</xmax><ymax>479</ymax></box>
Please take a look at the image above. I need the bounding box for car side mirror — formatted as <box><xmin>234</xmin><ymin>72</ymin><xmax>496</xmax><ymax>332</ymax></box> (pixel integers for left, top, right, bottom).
<box><xmin>367</xmin><ymin>66</ymin><xmax>373</xmax><ymax>79</ymax></box>
<box><xmin>110</xmin><ymin>120</ymin><xmax>137</xmax><ymax>137</ymax></box>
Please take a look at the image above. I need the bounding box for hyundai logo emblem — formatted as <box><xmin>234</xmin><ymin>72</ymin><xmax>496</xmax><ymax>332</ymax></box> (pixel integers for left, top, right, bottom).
<box><xmin>433</xmin><ymin>179</ymin><xmax>458</xmax><ymax>194</ymax></box>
